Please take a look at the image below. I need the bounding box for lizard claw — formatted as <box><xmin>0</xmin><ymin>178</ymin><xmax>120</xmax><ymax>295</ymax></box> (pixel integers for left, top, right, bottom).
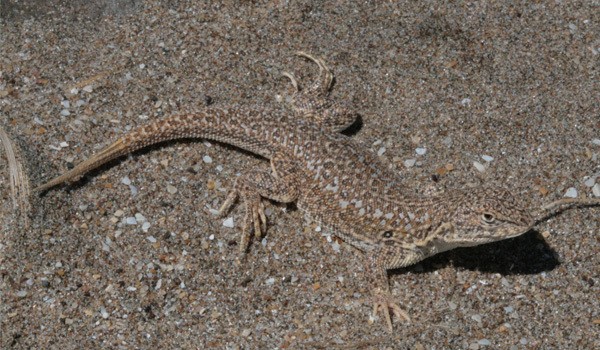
<box><xmin>371</xmin><ymin>289</ymin><xmax>411</xmax><ymax>332</ymax></box>
<box><xmin>219</xmin><ymin>187</ymin><xmax>267</xmax><ymax>253</ymax></box>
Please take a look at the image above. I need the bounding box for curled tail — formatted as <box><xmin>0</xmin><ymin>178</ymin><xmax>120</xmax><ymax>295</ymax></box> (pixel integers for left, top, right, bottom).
<box><xmin>35</xmin><ymin>108</ymin><xmax>276</xmax><ymax>193</ymax></box>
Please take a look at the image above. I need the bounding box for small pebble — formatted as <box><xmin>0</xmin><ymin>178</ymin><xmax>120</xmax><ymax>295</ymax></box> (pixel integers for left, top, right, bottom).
<box><xmin>100</xmin><ymin>307</ymin><xmax>109</xmax><ymax>319</ymax></box>
<box><xmin>114</xmin><ymin>209</ymin><xmax>124</xmax><ymax>217</ymax></box>
<box><xmin>59</xmin><ymin>142</ymin><xmax>69</xmax><ymax>148</ymax></box>
<box><xmin>203</xmin><ymin>155</ymin><xmax>213</xmax><ymax>163</ymax></box>
<box><xmin>126</xmin><ymin>286</ymin><xmax>137</xmax><ymax>292</ymax></box>
<box><xmin>377</xmin><ymin>147</ymin><xmax>386</xmax><ymax>156</ymax></box>
<box><xmin>60</xmin><ymin>109</ymin><xmax>70</xmax><ymax>116</ymax></box>
<box><xmin>481</xmin><ymin>155</ymin><xmax>494</xmax><ymax>162</ymax></box>
<box><xmin>135</xmin><ymin>213</ymin><xmax>146</xmax><ymax>222</ymax></box>
<box><xmin>592</xmin><ymin>139</ymin><xmax>600</xmax><ymax>146</ymax></box>
<box><xmin>125</xmin><ymin>217</ymin><xmax>137</xmax><ymax>225</ymax></box>
<box><xmin>404</xmin><ymin>159</ymin><xmax>417</xmax><ymax>168</ymax></box>
<box><xmin>478</xmin><ymin>339</ymin><xmax>491</xmax><ymax>346</ymax></box>
<box><xmin>61</xmin><ymin>100</ymin><xmax>70</xmax><ymax>108</ymax></box>
<box><xmin>146</xmin><ymin>236</ymin><xmax>157</xmax><ymax>243</ymax></box>
<box><xmin>16</xmin><ymin>290</ymin><xmax>28</xmax><ymax>298</ymax></box>
<box><xmin>592</xmin><ymin>183</ymin><xmax>600</xmax><ymax>197</ymax></box>
<box><xmin>473</xmin><ymin>161</ymin><xmax>486</xmax><ymax>173</ymax></box>
<box><xmin>460</xmin><ymin>98</ymin><xmax>471</xmax><ymax>106</ymax></box>
<box><xmin>166</xmin><ymin>184</ymin><xmax>178</xmax><ymax>194</ymax></box>
<box><xmin>265</xmin><ymin>277</ymin><xmax>275</xmax><ymax>285</ymax></box>
<box><xmin>583</xmin><ymin>177</ymin><xmax>596</xmax><ymax>187</ymax></box>
<box><xmin>415</xmin><ymin>147</ymin><xmax>427</xmax><ymax>155</ymax></box>
<box><xmin>82</xmin><ymin>85</ymin><xmax>93</xmax><ymax>93</ymax></box>
<box><xmin>142</xmin><ymin>222</ymin><xmax>151</xmax><ymax>232</ymax></box>
<box><xmin>563</xmin><ymin>187</ymin><xmax>578</xmax><ymax>198</ymax></box>
<box><xmin>222</xmin><ymin>217</ymin><xmax>234</xmax><ymax>228</ymax></box>
<box><xmin>121</xmin><ymin>176</ymin><xmax>131</xmax><ymax>185</ymax></box>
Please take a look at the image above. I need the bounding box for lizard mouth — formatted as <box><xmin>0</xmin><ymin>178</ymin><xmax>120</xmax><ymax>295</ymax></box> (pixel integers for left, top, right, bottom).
<box><xmin>533</xmin><ymin>197</ymin><xmax>600</xmax><ymax>226</ymax></box>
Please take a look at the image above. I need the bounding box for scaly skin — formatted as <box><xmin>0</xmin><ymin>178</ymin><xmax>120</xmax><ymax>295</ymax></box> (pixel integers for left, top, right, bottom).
<box><xmin>36</xmin><ymin>52</ymin><xmax>600</xmax><ymax>331</ymax></box>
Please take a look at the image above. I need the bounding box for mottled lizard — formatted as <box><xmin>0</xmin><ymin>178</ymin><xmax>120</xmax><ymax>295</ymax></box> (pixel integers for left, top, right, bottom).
<box><xmin>36</xmin><ymin>52</ymin><xmax>600</xmax><ymax>331</ymax></box>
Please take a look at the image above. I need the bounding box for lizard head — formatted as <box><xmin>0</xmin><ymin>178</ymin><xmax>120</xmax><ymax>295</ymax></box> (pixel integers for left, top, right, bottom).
<box><xmin>436</xmin><ymin>188</ymin><xmax>600</xmax><ymax>250</ymax></box>
<box><xmin>435</xmin><ymin>188</ymin><xmax>535</xmax><ymax>249</ymax></box>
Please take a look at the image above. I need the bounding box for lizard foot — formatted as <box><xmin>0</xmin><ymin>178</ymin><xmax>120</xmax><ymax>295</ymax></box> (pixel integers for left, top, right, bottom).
<box><xmin>371</xmin><ymin>288</ymin><xmax>411</xmax><ymax>332</ymax></box>
<box><xmin>282</xmin><ymin>51</ymin><xmax>333</xmax><ymax>95</ymax></box>
<box><xmin>219</xmin><ymin>187</ymin><xmax>267</xmax><ymax>253</ymax></box>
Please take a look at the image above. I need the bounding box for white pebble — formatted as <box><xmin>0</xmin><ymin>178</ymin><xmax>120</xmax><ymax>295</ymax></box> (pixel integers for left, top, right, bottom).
<box><xmin>166</xmin><ymin>184</ymin><xmax>177</xmax><ymax>194</ymax></box>
<box><xmin>146</xmin><ymin>236</ymin><xmax>157</xmax><ymax>243</ymax></box>
<box><xmin>114</xmin><ymin>209</ymin><xmax>124</xmax><ymax>217</ymax></box>
<box><xmin>473</xmin><ymin>161</ymin><xmax>486</xmax><ymax>173</ymax></box>
<box><xmin>16</xmin><ymin>290</ymin><xmax>28</xmax><ymax>298</ymax></box>
<box><xmin>209</xmin><ymin>234</ymin><xmax>215</xmax><ymax>240</ymax></box>
<box><xmin>59</xmin><ymin>142</ymin><xmax>69</xmax><ymax>148</ymax></box>
<box><xmin>478</xmin><ymin>339</ymin><xmax>491</xmax><ymax>346</ymax></box>
<box><xmin>481</xmin><ymin>155</ymin><xmax>494</xmax><ymax>162</ymax></box>
<box><xmin>60</xmin><ymin>109</ymin><xmax>70</xmax><ymax>116</ymax></box>
<box><xmin>126</xmin><ymin>286</ymin><xmax>137</xmax><ymax>292</ymax></box>
<box><xmin>129</xmin><ymin>185</ymin><xmax>138</xmax><ymax>196</ymax></box>
<box><xmin>584</xmin><ymin>177</ymin><xmax>596</xmax><ymax>187</ymax></box>
<box><xmin>100</xmin><ymin>307</ymin><xmax>109</xmax><ymax>319</ymax></box>
<box><xmin>460</xmin><ymin>98</ymin><xmax>471</xmax><ymax>106</ymax></box>
<box><xmin>404</xmin><ymin>159</ymin><xmax>417</xmax><ymax>168</ymax></box>
<box><xmin>377</xmin><ymin>147</ymin><xmax>386</xmax><ymax>156</ymax></box>
<box><xmin>139</xmin><ymin>63</ymin><xmax>145</xmax><ymax>69</ymax></box>
<box><xmin>125</xmin><ymin>217</ymin><xmax>137</xmax><ymax>225</ymax></box>
<box><xmin>121</xmin><ymin>176</ymin><xmax>131</xmax><ymax>185</ymax></box>
<box><xmin>592</xmin><ymin>139</ymin><xmax>600</xmax><ymax>146</ymax></box>
<box><xmin>203</xmin><ymin>155</ymin><xmax>213</xmax><ymax>163</ymax></box>
<box><xmin>265</xmin><ymin>277</ymin><xmax>275</xmax><ymax>285</ymax></box>
<box><xmin>222</xmin><ymin>217</ymin><xmax>234</xmax><ymax>228</ymax></box>
<box><xmin>82</xmin><ymin>85</ymin><xmax>93</xmax><ymax>93</ymax></box>
<box><xmin>564</xmin><ymin>187</ymin><xmax>578</xmax><ymax>198</ymax></box>
<box><xmin>331</xmin><ymin>241</ymin><xmax>341</xmax><ymax>253</ymax></box>
<box><xmin>142</xmin><ymin>222</ymin><xmax>151</xmax><ymax>232</ymax></box>
<box><xmin>415</xmin><ymin>147</ymin><xmax>427</xmax><ymax>155</ymax></box>
<box><xmin>592</xmin><ymin>183</ymin><xmax>600</xmax><ymax>197</ymax></box>
<box><xmin>135</xmin><ymin>213</ymin><xmax>146</xmax><ymax>222</ymax></box>
<box><xmin>61</xmin><ymin>100</ymin><xmax>70</xmax><ymax>108</ymax></box>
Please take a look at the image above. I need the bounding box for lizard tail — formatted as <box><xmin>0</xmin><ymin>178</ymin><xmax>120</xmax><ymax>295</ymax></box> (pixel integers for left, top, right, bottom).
<box><xmin>35</xmin><ymin>108</ymin><xmax>275</xmax><ymax>193</ymax></box>
<box><xmin>34</xmin><ymin>138</ymin><xmax>129</xmax><ymax>192</ymax></box>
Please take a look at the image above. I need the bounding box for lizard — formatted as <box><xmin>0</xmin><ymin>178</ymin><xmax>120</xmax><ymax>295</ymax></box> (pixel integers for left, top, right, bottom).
<box><xmin>35</xmin><ymin>52</ymin><xmax>600</xmax><ymax>331</ymax></box>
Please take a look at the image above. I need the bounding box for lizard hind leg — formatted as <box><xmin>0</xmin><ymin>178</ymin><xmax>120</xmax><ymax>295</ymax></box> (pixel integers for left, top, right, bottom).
<box><xmin>281</xmin><ymin>52</ymin><xmax>356</xmax><ymax>133</ymax></box>
<box><xmin>218</xmin><ymin>153</ymin><xmax>300</xmax><ymax>253</ymax></box>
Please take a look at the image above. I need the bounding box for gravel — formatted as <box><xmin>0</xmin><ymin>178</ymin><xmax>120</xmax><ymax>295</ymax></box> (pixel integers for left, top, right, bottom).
<box><xmin>1</xmin><ymin>1</ymin><xmax>599</xmax><ymax>349</ymax></box>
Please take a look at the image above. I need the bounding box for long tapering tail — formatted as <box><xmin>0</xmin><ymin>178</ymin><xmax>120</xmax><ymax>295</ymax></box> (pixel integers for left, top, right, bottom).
<box><xmin>35</xmin><ymin>138</ymin><xmax>130</xmax><ymax>192</ymax></box>
<box><xmin>35</xmin><ymin>108</ymin><xmax>277</xmax><ymax>193</ymax></box>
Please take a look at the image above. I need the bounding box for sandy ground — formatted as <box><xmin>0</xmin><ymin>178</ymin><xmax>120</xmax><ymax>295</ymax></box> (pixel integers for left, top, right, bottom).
<box><xmin>1</xmin><ymin>1</ymin><xmax>599</xmax><ymax>349</ymax></box>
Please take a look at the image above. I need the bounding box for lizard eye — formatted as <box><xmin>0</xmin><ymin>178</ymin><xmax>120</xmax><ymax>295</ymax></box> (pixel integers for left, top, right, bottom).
<box><xmin>481</xmin><ymin>213</ymin><xmax>495</xmax><ymax>223</ymax></box>
<box><xmin>382</xmin><ymin>231</ymin><xmax>393</xmax><ymax>238</ymax></box>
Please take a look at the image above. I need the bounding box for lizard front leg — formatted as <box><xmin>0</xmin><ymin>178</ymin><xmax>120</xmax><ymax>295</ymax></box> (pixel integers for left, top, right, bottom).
<box><xmin>219</xmin><ymin>153</ymin><xmax>300</xmax><ymax>253</ymax></box>
<box><xmin>364</xmin><ymin>245</ymin><xmax>425</xmax><ymax>331</ymax></box>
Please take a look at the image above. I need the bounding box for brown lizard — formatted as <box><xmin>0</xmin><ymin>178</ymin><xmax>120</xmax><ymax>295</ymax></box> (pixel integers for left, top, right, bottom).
<box><xmin>35</xmin><ymin>52</ymin><xmax>600</xmax><ymax>331</ymax></box>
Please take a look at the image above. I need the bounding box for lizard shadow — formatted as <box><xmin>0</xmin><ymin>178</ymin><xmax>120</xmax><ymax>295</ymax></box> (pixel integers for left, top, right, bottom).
<box><xmin>390</xmin><ymin>230</ymin><xmax>561</xmax><ymax>277</ymax></box>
